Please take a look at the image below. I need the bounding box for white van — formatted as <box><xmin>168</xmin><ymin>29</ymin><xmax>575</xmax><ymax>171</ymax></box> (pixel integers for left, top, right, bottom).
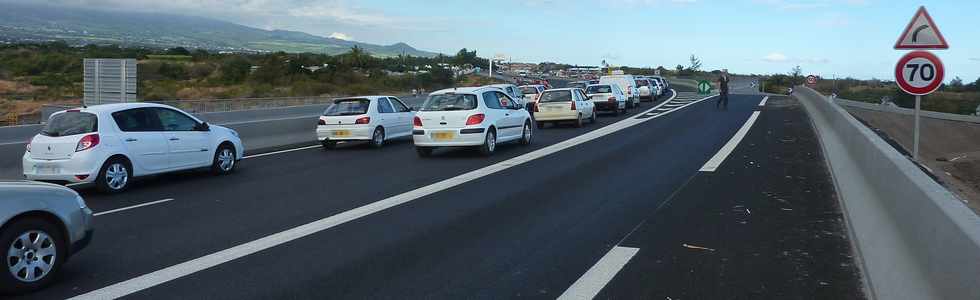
<box><xmin>599</xmin><ymin>75</ymin><xmax>641</xmax><ymax>109</ymax></box>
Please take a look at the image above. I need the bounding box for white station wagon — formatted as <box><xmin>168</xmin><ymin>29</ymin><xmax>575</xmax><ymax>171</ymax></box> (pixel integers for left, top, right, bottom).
<box><xmin>23</xmin><ymin>103</ymin><xmax>244</xmax><ymax>193</ymax></box>
<box><xmin>316</xmin><ymin>96</ymin><xmax>414</xmax><ymax>149</ymax></box>
<box><xmin>413</xmin><ymin>87</ymin><xmax>533</xmax><ymax>157</ymax></box>
<box><xmin>533</xmin><ymin>88</ymin><xmax>596</xmax><ymax>128</ymax></box>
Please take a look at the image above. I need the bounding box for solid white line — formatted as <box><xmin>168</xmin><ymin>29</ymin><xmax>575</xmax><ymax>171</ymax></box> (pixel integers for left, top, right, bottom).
<box><xmin>242</xmin><ymin>145</ymin><xmax>321</xmax><ymax>159</ymax></box>
<box><xmin>67</xmin><ymin>91</ymin><xmax>705</xmax><ymax>300</ymax></box>
<box><xmin>93</xmin><ymin>198</ymin><xmax>175</xmax><ymax>217</ymax></box>
<box><xmin>699</xmin><ymin>111</ymin><xmax>762</xmax><ymax>172</ymax></box>
<box><xmin>0</xmin><ymin>140</ymin><xmax>28</xmax><ymax>146</ymax></box>
<box><xmin>557</xmin><ymin>246</ymin><xmax>639</xmax><ymax>300</ymax></box>
<box><xmin>759</xmin><ymin>96</ymin><xmax>769</xmax><ymax>107</ymax></box>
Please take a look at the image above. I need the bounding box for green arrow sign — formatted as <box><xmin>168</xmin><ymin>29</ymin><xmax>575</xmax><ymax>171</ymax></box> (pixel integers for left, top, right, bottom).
<box><xmin>697</xmin><ymin>80</ymin><xmax>712</xmax><ymax>95</ymax></box>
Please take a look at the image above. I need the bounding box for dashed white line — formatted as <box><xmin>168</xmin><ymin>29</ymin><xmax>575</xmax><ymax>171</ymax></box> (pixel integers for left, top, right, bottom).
<box><xmin>242</xmin><ymin>145</ymin><xmax>322</xmax><ymax>159</ymax></box>
<box><xmin>93</xmin><ymin>198</ymin><xmax>175</xmax><ymax>217</ymax></box>
<box><xmin>557</xmin><ymin>246</ymin><xmax>639</xmax><ymax>300</ymax></box>
<box><xmin>759</xmin><ymin>96</ymin><xmax>769</xmax><ymax>107</ymax></box>
<box><xmin>699</xmin><ymin>111</ymin><xmax>761</xmax><ymax>172</ymax></box>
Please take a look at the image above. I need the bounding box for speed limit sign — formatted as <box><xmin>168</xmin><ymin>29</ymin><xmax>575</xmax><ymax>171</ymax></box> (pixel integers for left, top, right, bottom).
<box><xmin>895</xmin><ymin>51</ymin><xmax>944</xmax><ymax>95</ymax></box>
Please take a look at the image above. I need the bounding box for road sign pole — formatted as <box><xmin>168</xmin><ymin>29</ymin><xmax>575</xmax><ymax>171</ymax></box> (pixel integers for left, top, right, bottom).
<box><xmin>914</xmin><ymin>95</ymin><xmax>921</xmax><ymax>160</ymax></box>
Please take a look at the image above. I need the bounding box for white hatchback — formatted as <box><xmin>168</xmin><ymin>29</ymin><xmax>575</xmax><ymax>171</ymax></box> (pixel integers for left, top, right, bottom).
<box><xmin>23</xmin><ymin>103</ymin><xmax>244</xmax><ymax>193</ymax></box>
<box><xmin>316</xmin><ymin>96</ymin><xmax>414</xmax><ymax>149</ymax></box>
<box><xmin>412</xmin><ymin>87</ymin><xmax>533</xmax><ymax>157</ymax></box>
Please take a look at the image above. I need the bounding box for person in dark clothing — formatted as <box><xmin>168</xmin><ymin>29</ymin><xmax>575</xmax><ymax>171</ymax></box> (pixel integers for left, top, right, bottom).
<box><xmin>717</xmin><ymin>69</ymin><xmax>730</xmax><ymax>109</ymax></box>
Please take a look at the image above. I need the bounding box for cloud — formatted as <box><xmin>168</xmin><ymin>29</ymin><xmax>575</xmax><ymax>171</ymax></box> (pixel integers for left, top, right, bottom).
<box><xmin>763</xmin><ymin>52</ymin><xmax>788</xmax><ymax>62</ymax></box>
<box><xmin>752</xmin><ymin>0</ymin><xmax>867</xmax><ymax>11</ymax></box>
<box><xmin>328</xmin><ymin>32</ymin><xmax>353</xmax><ymax>41</ymax></box>
<box><xmin>762</xmin><ymin>52</ymin><xmax>829</xmax><ymax>64</ymax></box>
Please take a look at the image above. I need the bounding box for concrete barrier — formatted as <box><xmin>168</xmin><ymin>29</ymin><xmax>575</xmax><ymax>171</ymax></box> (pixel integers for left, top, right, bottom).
<box><xmin>796</xmin><ymin>86</ymin><xmax>980</xmax><ymax>300</ymax></box>
<box><xmin>835</xmin><ymin>97</ymin><xmax>980</xmax><ymax>124</ymax></box>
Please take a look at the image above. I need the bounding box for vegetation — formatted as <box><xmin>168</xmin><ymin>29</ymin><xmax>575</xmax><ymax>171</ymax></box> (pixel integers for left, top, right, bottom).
<box><xmin>0</xmin><ymin>42</ymin><xmax>491</xmax><ymax>124</ymax></box>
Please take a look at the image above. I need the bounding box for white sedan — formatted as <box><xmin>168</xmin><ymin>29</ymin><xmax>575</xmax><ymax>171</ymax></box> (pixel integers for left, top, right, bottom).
<box><xmin>23</xmin><ymin>103</ymin><xmax>244</xmax><ymax>193</ymax></box>
<box><xmin>316</xmin><ymin>96</ymin><xmax>414</xmax><ymax>149</ymax></box>
<box><xmin>413</xmin><ymin>87</ymin><xmax>532</xmax><ymax>157</ymax></box>
<box><xmin>533</xmin><ymin>88</ymin><xmax>596</xmax><ymax>128</ymax></box>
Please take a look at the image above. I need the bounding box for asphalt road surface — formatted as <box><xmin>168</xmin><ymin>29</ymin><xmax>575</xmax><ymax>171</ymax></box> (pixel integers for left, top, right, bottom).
<box><xmin>9</xmin><ymin>87</ymin><xmax>863</xmax><ymax>299</ymax></box>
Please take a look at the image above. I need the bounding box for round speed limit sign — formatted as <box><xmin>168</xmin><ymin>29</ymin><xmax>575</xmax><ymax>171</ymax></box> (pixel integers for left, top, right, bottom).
<box><xmin>895</xmin><ymin>51</ymin><xmax>945</xmax><ymax>95</ymax></box>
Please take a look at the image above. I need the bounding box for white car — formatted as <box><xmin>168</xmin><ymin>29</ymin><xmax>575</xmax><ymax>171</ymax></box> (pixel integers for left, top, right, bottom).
<box><xmin>413</xmin><ymin>87</ymin><xmax>533</xmax><ymax>157</ymax></box>
<box><xmin>518</xmin><ymin>84</ymin><xmax>546</xmax><ymax>110</ymax></box>
<box><xmin>316</xmin><ymin>96</ymin><xmax>414</xmax><ymax>149</ymax></box>
<box><xmin>533</xmin><ymin>88</ymin><xmax>596</xmax><ymax>128</ymax></box>
<box><xmin>599</xmin><ymin>75</ymin><xmax>641</xmax><ymax>109</ymax></box>
<box><xmin>487</xmin><ymin>84</ymin><xmax>525</xmax><ymax>107</ymax></box>
<box><xmin>23</xmin><ymin>103</ymin><xmax>244</xmax><ymax>193</ymax></box>
<box><xmin>585</xmin><ymin>84</ymin><xmax>628</xmax><ymax>115</ymax></box>
<box><xmin>634</xmin><ymin>78</ymin><xmax>656</xmax><ymax>102</ymax></box>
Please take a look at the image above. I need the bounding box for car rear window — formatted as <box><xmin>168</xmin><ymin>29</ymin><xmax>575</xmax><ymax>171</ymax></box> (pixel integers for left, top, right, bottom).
<box><xmin>569</xmin><ymin>82</ymin><xmax>588</xmax><ymax>89</ymax></box>
<box><xmin>636</xmin><ymin>80</ymin><xmax>650</xmax><ymax>87</ymax></box>
<box><xmin>520</xmin><ymin>86</ymin><xmax>539</xmax><ymax>94</ymax></box>
<box><xmin>41</xmin><ymin>111</ymin><xmax>98</xmax><ymax>137</ymax></box>
<box><xmin>421</xmin><ymin>93</ymin><xmax>478</xmax><ymax>111</ymax></box>
<box><xmin>586</xmin><ymin>85</ymin><xmax>613</xmax><ymax>94</ymax></box>
<box><xmin>538</xmin><ymin>90</ymin><xmax>573</xmax><ymax>103</ymax></box>
<box><xmin>324</xmin><ymin>99</ymin><xmax>371</xmax><ymax>116</ymax></box>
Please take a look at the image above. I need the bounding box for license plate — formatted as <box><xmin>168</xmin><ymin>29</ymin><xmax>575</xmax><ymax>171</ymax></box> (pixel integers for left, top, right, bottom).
<box><xmin>36</xmin><ymin>165</ymin><xmax>59</xmax><ymax>174</ymax></box>
<box><xmin>432</xmin><ymin>131</ymin><xmax>455</xmax><ymax>141</ymax></box>
<box><xmin>332</xmin><ymin>130</ymin><xmax>351</xmax><ymax>137</ymax></box>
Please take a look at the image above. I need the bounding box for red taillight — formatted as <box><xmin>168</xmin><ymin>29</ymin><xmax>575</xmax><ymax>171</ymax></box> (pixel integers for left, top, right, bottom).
<box><xmin>608</xmin><ymin>96</ymin><xmax>616</xmax><ymax>102</ymax></box>
<box><xmin>413</xmin><ymin>116</ymin><xmax>423</xmax><ymax>127</ymax></box>
<box><xmin>75</xmin><ymin>175</ymin><xmax>89</xmax><ymax>180</ymax></box>
<box><xmin>76</xmin><ymin>134</ymin><xmax>99</xmax><ymax>152</ymax></box>
<box><xmin>571</xmin><ymin>101</ymin><xmax>577</xmax><ymax>110</ymax></box>
<box><xmin>317</xmin><ymin>119</ymin><xmax>326</xmax><ymax>125</ymax></box>
<box><xmin>355</xmin><ymin>116</ymin><xmax>370</xmax><ymax>124</ymax></box>
<box><xmin>465</xmin><ymin>114</ymin><xmax>485</xmax><ymax>126</ymax></box>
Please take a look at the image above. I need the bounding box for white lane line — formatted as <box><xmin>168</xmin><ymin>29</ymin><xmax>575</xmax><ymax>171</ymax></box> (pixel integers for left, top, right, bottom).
<box><xmin>0</xmin><ymin>140</ymin><xmax>28</xmax><ymax>146</ymax></box>
<box><xmin>759</xmin><ymin>96</ymin><xmax>769</xmax><ymax>107</ymax></box>
<box><xmin>67</xmin><ymin>91</ymin><xmax>705</xmax><ymax>300</ymax></box>
<box><xmin>699</xmin><ymin>111</ymin><xmax>762</xmax><ymax>172</ymax></box>
<box><xmin>93</xmin><ymin>198</ymin><xmax>175</xmax><ymax>217</ymax></box>
<box><xmin>557</xmin><ymin>246</ymin><xmax>640</xmax><ymax>300</ymax></box>
<box><xmin>242</xmin><ymin>145</ymin><xmax>321</xmax><ymax>159</ymax></box>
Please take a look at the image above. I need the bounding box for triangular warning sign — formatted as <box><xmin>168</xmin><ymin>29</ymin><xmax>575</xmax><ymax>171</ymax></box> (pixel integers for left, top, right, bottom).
<box><xmin>895</xmin><ymin>6</ymin><xmax>949</xmax><ymax>49</ymax></box>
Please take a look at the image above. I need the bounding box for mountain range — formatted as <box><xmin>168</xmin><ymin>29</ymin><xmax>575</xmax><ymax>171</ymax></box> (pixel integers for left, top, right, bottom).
<box><xmin>0</xmin><ymin>2</ymin><xmax>439</xmax><ymax>57</ymax></box>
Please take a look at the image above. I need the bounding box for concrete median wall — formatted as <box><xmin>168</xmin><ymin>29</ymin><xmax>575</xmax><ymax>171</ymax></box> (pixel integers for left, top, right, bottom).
<box><xmin>796</xmin><ymin>86</ymin><xmax>980</xmax><ymax>300</ymax></box>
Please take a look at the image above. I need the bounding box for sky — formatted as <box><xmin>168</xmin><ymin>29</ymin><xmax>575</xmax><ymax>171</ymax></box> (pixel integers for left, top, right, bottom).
<box><xmin>21</xmin><ymin>0</ymin><xmax>980</xmax><ymax>81</ymax></box>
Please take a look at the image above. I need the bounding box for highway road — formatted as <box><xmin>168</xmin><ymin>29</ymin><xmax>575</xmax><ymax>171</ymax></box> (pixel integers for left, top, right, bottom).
<box><xmin>4</xmin><ymin>82</ymin><xmax>864</xmax><ymax>299</ymax></box>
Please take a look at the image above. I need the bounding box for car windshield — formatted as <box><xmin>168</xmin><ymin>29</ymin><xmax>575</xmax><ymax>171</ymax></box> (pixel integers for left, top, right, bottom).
<box><xmin>538</xmin><ymin>90</ymin><xmax>573</xmax><ymax>103</ymax></box>
<box><xmin>323</xmin><ymin>99</ymin><xmax>371</xmax><ymax>116</ymax></box>
<box><xmin>41</xmin><ymin>111</ymin><xmax>97</xmax><ymax>137</ymax></box>
<box><xmin>586</xmin><ymin>85</ymin><xmax>613</xmax><ymax>94</ymax></box>
<box><xmin>420</xmin><ymin>93</ymin><xmax>478</xmax><ymax>111</ymax></box>
<box><xmin>520</xmin><ymin>86</ymin><xmax>539</xmax><ymax>94</ymax></box>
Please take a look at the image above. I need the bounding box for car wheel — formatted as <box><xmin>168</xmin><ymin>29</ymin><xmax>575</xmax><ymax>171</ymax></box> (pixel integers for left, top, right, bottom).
<box><xmin>520</xmin><ymin>121</ymin><xmax>532</xmax><ymax>145</ymax></box>
<box><xmin>575</xmin><ymin>114</ymin><xmax>584</xmax><ymax>128</ymax></box>
<box><xmin>321</xmin><ymin>140</ymin><xmax>337</xmax><ymax>150</ymax></box>
<box><xmin>211</xmin><ymin>144</ymin><xmax>237</xmax><ymax>175</ymax></box>
<box><xmin>96</xmin><ymin>158</ymin><xmax>131</xmax><ymax>194</ymax></box>
<box><xmin>370</xmin><ymin>127</ymin><xmax>385</xmax><ymax>149</ymax></box>
<box><xmin>590</xmin><ymin>110</ymin><xmax>597</xmax><ymax>124</ymax></box>
<box><xmin>479</xmin><ymin>128</ymin><xmax>496</xmax><ymax>156</ymax></box>
<box><xmin>415</xmin><ymin>147</ymin><xmax>433</xmax><ymax>158</ymax></box>
<box><xmin>0</xmin><ymin>217</ymin><xmax>65</xmax><ymax>295</ymax></box>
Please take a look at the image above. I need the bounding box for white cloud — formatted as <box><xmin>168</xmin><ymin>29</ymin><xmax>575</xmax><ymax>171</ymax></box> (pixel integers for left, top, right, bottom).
<box><xmin>763</xmin><ymin>52</ymin><xmax>788</xmax><ymax>62</ymax></box>
<box><xmin>328</xmin><ymin>32</ymin><xmax>353</xmax><ymax>41</ymax></box>
<box><xmin>762</xmin><ymin>52</ymin><xmax>829</xmax><ymax>64</ymax></box>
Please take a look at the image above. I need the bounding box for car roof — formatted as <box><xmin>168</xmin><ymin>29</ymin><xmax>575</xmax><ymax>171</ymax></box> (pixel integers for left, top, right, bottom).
<box><xmin>431</xmin><ymin>86</ymin><xmax>500</xmax><ymax>95</ymax></box>
<box><xmin>334</xmin><ymin>96</ymin><xmax>394</xmax><ymax>101</ymax></box>
<box><xmin>71</xmin><ymin>102</ymin><xmax>173</xmax><ymax>114</ymax></box>
<box><xmin>544</xmin><ymin>88</ymin><xmax>578</xmax><ymax>92</ymax></box>
<box><xmin>487</xmin><ymin>84</ymin><xmax>517</xmax><ymax>88</ymax></box>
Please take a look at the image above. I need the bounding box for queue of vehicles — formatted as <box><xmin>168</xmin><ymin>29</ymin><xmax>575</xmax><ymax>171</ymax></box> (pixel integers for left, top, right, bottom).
<box><xmin>6</xmin><ymin>74</ymin><xmax>668</xmax><ymax>295</ymax></box>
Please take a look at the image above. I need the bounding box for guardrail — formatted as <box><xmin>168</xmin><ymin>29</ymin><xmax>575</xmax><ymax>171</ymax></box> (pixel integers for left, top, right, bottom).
<box><xmin>796</xmin><ymin>86</ymin><xmax>980</xmax><ymax>300</ymax></box>
<box><xmin>150</xmin><ymin>96</ymin><xmax>336</xmax><ymax>114</ymax></box>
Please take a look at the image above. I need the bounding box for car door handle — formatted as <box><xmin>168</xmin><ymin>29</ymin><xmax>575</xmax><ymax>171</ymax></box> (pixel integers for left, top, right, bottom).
<box><xmin>169</xmin><ymin>137</ymin><xmax>180</xmax><ymax>141</ymax></box>
<box><xmin>125</xmin><ymin>138</ymin><xmax>138</xmax><ymax>142</ymax></box>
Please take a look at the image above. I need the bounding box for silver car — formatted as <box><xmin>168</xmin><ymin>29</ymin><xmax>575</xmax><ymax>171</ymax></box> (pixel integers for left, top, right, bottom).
<box><xmin>0</xmin><ymin>181</ymin><xmax>93</xmax><ymax>294</ymax></box>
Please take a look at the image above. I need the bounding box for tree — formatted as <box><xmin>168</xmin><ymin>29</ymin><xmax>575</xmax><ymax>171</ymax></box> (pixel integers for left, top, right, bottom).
<box><xmin>688</xmin><ymin>54</ymin><xmax>702</xmax><ymax>72</ymax></box>
<box><xmin>219</xmin><ymin>57</ymin><xmax>251</xmax><ymax>84</ymax></box>
<box><xmin>167</xmin><ymin>47</ymin><xmax>191</xmax><ymax>56</ymax></box>
<box><xmin>949</xmin><ymin>76</ymin><xmax>964</xmax><ymax>91</ymax></box>
<box><xmin>675</xmin><ymin>65</ymin><xmax>684</xmax><ymax>72</ymax></box>
<box><xmin>790</xmin><ymin>65</ymin><xmax>803</xmax><ymax>77</ymax></box>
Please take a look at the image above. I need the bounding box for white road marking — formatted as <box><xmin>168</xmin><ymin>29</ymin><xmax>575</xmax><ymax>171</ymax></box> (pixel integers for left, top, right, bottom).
<box><xmin>699</xmin><ymin>111</ymin><xmax>762</xmax><ymax>172</ymax></box>
<box><xmin>242</xmin><ymin>145</ymin><xmax>322</xmax><ymax>159</ymax></box>
<box><xmin>759</xmin><ymin>96</ymin><xmax>769</xmax><ymax>107</ymax></box>
<box><xmin>93</xmin><ymin>198</ymin><xmax>175</xmax><ymax>217</ymax></box>
<box><xmin>67</xmin><ymin>91</ymin><xmax>714</xmax><ymax>300</ymax></box>
<box><xmin>557</xmin><ymin>246</ymin><xmax>639</xmax><ymax>300</ymax></box>
<box><xmin>0</xmin><ymin>140</ymin><xmax>28</xmax><ymax>146</ymax></box>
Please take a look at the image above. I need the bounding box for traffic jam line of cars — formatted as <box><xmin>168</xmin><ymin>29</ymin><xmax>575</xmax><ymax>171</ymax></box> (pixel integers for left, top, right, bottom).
<box><xmin>4</xmin><ymin>75</ymin><xmax>669</xmax><ymax>295</ymax></box>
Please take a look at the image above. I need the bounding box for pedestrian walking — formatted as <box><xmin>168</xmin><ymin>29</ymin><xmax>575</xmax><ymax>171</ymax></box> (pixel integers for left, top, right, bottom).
<box><xmin>717</xmin><ymin>69</ymin><xmax>730</xmax><ymax>109</ymax></box>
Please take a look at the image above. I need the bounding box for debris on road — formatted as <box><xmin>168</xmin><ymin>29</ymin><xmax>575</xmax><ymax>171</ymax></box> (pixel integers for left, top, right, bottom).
<box><xmin>682</xmin><ymin>243</ymin><xmax>716</xmax><ymax>252</ymax></box>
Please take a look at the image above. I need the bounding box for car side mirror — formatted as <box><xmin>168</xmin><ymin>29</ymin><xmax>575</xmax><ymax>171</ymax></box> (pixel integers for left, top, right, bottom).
<box><xmin>196</xmin><ymin>122</ymin><xmax>210</xmax><ymax>131</ymax></box>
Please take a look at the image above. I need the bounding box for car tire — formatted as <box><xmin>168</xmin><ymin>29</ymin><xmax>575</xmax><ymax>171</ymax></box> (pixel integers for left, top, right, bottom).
<box><xmin>520</xmin><ymin>121</ymin><xmax>532</xmax><ymax>145</ymax></box>
<box><xmin>478</xmin><ymin>128</ymin><xmax>496</xmax><ymax>156</ymax></box>
<box><xmin>575</xmin><ymin>114</ymin><xmax>584</xmax><ymax>128</ymax></box>
<box><xmin>211</xmin><ymin>144</ymin><xmax>237</xmax><ymax>175</ymax></box>
<box><xmin>370</xmin><ymin>127</ymin><xmax>385</xmax><ymax>149</ymax></box>
<box><xmin>96</xmin><ymin>157</ymin><xmax>131</xmax><ymax>194</ymax></box>
<box><xmin>590</xmin><ymin>110</ymin><xmax>597</xmax><ymax>124</ymax></box>
<box><xmin>415</xmin><ymin>147</ymin><xmax>433</xmax><ymax>158</ymax></box>
<box><xmin>0</xmin><ymin>217</ymin><xmax>66</xmax><ymax>295</ymax></box>
<box><xmin>321</xmin><ymin>140</ymin><xmax>337</xmax><ymax>150</ymax></box>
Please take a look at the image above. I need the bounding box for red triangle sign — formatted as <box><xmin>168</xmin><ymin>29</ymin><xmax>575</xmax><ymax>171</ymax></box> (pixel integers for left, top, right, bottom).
<box><xmin>895</xmin><ymin>6</ymin><xmax>949</xmax><ymax>49</ymax></box>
